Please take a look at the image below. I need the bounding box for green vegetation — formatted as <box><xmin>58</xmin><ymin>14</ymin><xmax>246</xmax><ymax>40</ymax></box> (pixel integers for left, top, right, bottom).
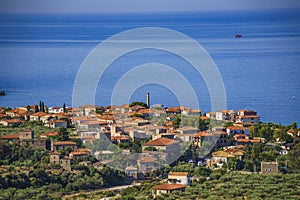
<box><xmin>129</xmin><ymin>102</ymin><xmax>148</xmax><ymax>108</ymax></box>
<box><xmin>116</xmin><ymin>173</ymin><xmax>300</xmax><ymax>200</ymax></box>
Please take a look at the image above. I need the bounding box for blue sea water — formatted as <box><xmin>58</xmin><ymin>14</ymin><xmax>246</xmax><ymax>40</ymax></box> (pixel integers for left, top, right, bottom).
<box><xmin>0</xmin><ymin>10</ymin><xmax>299</xmax><ymax>125</ymax></box>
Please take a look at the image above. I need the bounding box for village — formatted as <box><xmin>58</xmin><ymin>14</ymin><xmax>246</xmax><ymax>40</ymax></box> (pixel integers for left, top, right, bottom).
<box><xmin>0</xmin><ymin>95</ymin><xmax>299</xmax><ymax>199</ymax></box>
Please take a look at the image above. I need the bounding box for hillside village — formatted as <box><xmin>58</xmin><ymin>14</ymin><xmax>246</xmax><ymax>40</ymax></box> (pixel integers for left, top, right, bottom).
<box><xmin>0</xmin><ymin>100</ymin><xmax>299</xmax><ymax>199</ymax></box>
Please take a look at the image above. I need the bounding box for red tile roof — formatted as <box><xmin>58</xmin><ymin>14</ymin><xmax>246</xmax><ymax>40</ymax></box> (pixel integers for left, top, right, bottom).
<box><xmin>227</xmin><ymin>126</ymin><xmax>249</xmax><ymax>130</ymax></box>
<box><xmin>31</xmin><ymin>112</ymin><xmax>47</xmax><ymax>117</ymax></box>
<box><xmin>143</xmin><ymin>137</ymin><xmax>179</xmax><ymax>146</ymax></box>
<box><xmin>40</xmin><ymin>131</ymin><xmax>58</xmax><ymax>137</ymax></box>
<box><xmin>1</xmin><ymin>134</ymin><xmax>19</xmax><ymax>139</ymax></box>
<box><xmin>168</xmin><ymin>172</ymin><xmax>188</xmax><ymax>176</ymax></box>
<box><xmin>5</xmin><ymin>119</ymin><xmax>24</xmax><ymax>123</ymax></box>
<box><xmin>153</xmin><ymin>183</ymin><xmax>186</xmax><ymax>190</ymax></box>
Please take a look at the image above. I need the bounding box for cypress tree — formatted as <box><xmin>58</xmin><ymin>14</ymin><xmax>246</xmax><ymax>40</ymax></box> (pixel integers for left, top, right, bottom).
<box><xmin>35</xmin><ymin>105</ymin><xmax>39</xmax><ymax>113</ymax></box>
<box><xmin>63</xmin><ymin>103</ymin><xmax>66</xmax><ymax>113</ymax></box>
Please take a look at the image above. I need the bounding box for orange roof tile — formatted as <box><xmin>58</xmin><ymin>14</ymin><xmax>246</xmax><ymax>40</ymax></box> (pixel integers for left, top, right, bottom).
<box><xmin>227</xmin><ymin>126</ymin><xmax>249</xmax><ymax>130</ymax></box>
<box><xmin>1</xmin><ymin>134</ymin><xmax>19</xmax><ymax>139</ymax></box>
<box><xmin>143</xmin><ymin>137</ymin><xmax>179</xmax><ymax>146</ymax></box>
<box><xmin>40</xmin><ymin>131</ymin><xmax>58</xmax><ymax>137</ymax></box>
<box><xmin>31</xmin><ymin>112</ymin><xmax>47</xmax><ymax>117</ymax></box>
<box><xmin>5</xmin><ymin>119</ymin><xmax>24</xmax><ymax>123</ymax></box>
<box><xmin>153</xmin><ymin>183</ymin><xmax>186</xmax><ymax>190</ymax></box>
<box><xmin>70</xmin><ymin>151</ymin><xmax>88</xmax><ymax>156</ymax></box>
<box><xmin>168</xmin><ymin>172</ymin><xmax>188</xmax><ymax>176</ymax></box>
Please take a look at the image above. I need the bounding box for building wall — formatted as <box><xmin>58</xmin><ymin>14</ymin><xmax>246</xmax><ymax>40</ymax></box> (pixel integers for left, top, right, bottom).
<box><xmin>261</xmin><ymin>162</ymin><xmax>279</xmax><ymax>174</ymax></box>
<box><xmin>19</xmin><ymin>130</ymin><xmax>34</xmax><ymax>140</ymax></box>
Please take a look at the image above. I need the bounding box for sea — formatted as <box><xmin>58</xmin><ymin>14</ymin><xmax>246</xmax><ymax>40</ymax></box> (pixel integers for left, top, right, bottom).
<box><xmin>0</xmin><ymin>10</ymin><xmax>299</xmax><ymax>125</ymax></box>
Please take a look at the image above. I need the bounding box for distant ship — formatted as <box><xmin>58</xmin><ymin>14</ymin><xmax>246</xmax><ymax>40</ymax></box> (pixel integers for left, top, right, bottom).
<box><xmin>234</xmin><ymin>34</ymin><xmax>243</xmax><ymax>38</ymax></box>
<box><xmin>0</xmin><ymin>91</ymin><xmax>5</xmax><ymax>96</ymax></box>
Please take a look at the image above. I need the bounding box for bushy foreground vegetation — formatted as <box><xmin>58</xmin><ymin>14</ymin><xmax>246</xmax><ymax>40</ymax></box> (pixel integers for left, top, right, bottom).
<box><xmin>116</xmin><ymin>173</ymin><xmax>300</xmax><ymax>200</ymax></box>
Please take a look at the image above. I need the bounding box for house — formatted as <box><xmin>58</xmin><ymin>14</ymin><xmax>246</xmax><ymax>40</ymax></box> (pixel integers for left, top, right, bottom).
<box><xmin>19</xmin><ymin>130</ymin><xmax>49</xmax><ymax>149</ymax></box>
<box><xmin>152</xmin><ymin>184</ymin><xmax>186</xmax><ymax>198</ymax></box>
<box><xmin>80</xmin><ymin>105</ymin><xmax>96</xmax><ymax>116</ymax></box>
<box><xmin>261</xmin><ymin>162</ymin><xmax>279</xmax><ymax>174</ymax></box>
<box><xmin>40</xmin><ymin>115</ymin><xmax>54</xmax><ymax>123</ymax></box>
<box><xmin>209</xmin><ymin>148</ymin><xmax>244</xmax><ymax>168</ymax></box>
<box><xmin>142</xmin><ymin>137</ymin><xmax>179</xmax><ymax>152</ymax></box>
<box><xmin>192</xmin><ymin>131</ymin><xmax>228</xmax><ymax>148</ymax></box>
<box><xmin>129</xmin><ymin>130</ymin><xmax>147</xmax><ymax>140</ymax></box>
<box><xmin>111</xmin><ymin>135</ymin><xmax>130</xmax><ymax>144</ymax></box>
<box><xmin>125</xmin><ymin>166</ymin><xmax>138</xmax><ymax>180</ymax></box>
<box><xmin>174</xmin><ymin>134</ymin><xmax>195</xmax><ymax>142</ymax></box>
<box><xmin>40</xmin><ymin>131</ymin><xmax>59</xmax><ymax>139</ymax></box>
<box><xmin>0</xmin><ymin>119</ymin><xmax>24</xmax><ymax>126</ymax></box>
<box><xmin>233</xmin><ymin>134</ymin><xmax>264</xmax><ymax>145</ymax></box>
<box><xmin>226</xmin><ymin>126</ymin><xmax>250</xmax><ymax>135</ymax></box>
<box><xmin>60</xmin><ymin>157</ymin><xmax>72</xmax><ymax>171</ymax></box>
<box><xmin>19</xmin><ymin>130</ymin><xmax>34</xmax><ymax>140</ymax></box>
<box><xmin>51</xmin><ymin>141</ymin><xmax>77</xmax><ymax>152</ymax></box>
<box><xmin>237</xmin><ymin>110</ymin><xmax>257</xmax><ymax>116</ymax></box>
<box><xmin>0</xmin><ymin>134</ymin><xmax>19</xmax><ymax>142</ymax></box>
<box><xmin>69</xmin><ymin>148</ymin><xmax>89</xmax><ymax>158</ymax></box>
<box><xmin>45</xmin><ymin>119</ymin><xmax>67</xmax><ymax>128</ymax></box>
<box><xmin>50</xmin><ymin>151</ymin><xmax>63</xmax><ymax>165</ymax></box>
<box><xmin>48</xmin><ymin>106</ymin><xmax>64</xmax><ymax>114</ymax></box>
<box><xmin>235</xmin><ymin>115</ymin><xmax>260</xmax><ymax>125</ymax></box>
<box><xmin>215</xmin><ymin>110</ymin><xmax>234</xmax><ymax>121</ymax></box>
<box><xmin>137</xmin><ymin>156</ymin><xmax>160</xmax><ymax>173</ymax></box>
<box><xmin>236</xmin><ymin>110</ymin><xmax>260</xmax><ymax>125</ymax></box>
<box><xmin>30</xmin><ymin>112</ymin><xmax>47</xmax><ymax>121</ymax></box>
<box><xmin>5</xmin><ymin>108</ymin><xmax>28</xmax><ymax>118</ymax></box>
<box><xmin>165</xmin><ymin>107</ymin><xmax>181</xmax><ymax>115</ymax></box>
<box><xmin>168</xmin><ymin>171</ymin><xmax>190</xmax><ymax>185</ymax></box>
<box><xmin>21</xmin><ymin>138</ymin><xmax>49</xmax><ymax>149</ymax></box>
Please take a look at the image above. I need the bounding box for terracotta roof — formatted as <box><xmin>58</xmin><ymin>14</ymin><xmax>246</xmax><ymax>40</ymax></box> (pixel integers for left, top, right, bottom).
<box><xmin>200</xmin><ymin>116</ymin><xmax>210</xmax><ymax>120</ymax></box>
<box><xmin>70</xmin><ymin>151</ymin><xmax>88</xmax><ymax>156</ymax></box>
<box><xmin>195</xmin><ymin>131</ymin><xmax>211</xmax><ymax>137</ymax></box>
<box><xmin>1</xmin><ymin>134</ymin><xmax>19</xmax><ymax>139</ymax></box>
<box><xmin>168</xmin><ymin>172</ymin><xmax>188</xmax><ymax>176</ymax></box>
<box><xmin>166</xmin><ymin>107</ymin><xmax>181</xmax><ymax>113</ymax></box>
<box><xmin>74</xmin><ymin>148</ymin><xmax>89</xmax><ymax>152</ymax></box>
<box><xmin>40</xmin><ymin>131</ymin><xmax>58</xmax><ymax>137</ymax></box>
<box><xmin>111</xmin><ymin>135</ymin><xmax>130</xmax><ymax>141</ymax></box>
<box><xmin>212</xmin><ymin>151</ymin><xmax>235</xmax><ymax>158</ymax></box>
<box><xmin>49</xmin><ymin>119</ymin><xmax>66</xmax><ymax>123</ymax></box>
<box><xmin>31</xmin><ymin>112</ymin><xmax>47</xmax><ymax>117</ymax></box>
<box><xmin>5</xmin><ymin>119</ymin><xmax>24</xmax><ymax>123</ymax></box>
<box><xmin>53</xmin><ymin>141</ymin><xmax>77</xmax><ymax>146</ymax></box>
<box><xmin>153</xmin><ymin>183</ymin><xmax>186</xmax><ymax>190</ymax></box>
<box><xmin>227</xmin><ymin>126</ymin><xmax>249</xmax><ymax>130</ymax></box>
<box><xmin>143</xmin><ymin>137</ymin><xmax>179</xmax><ymax>146</ymax></box>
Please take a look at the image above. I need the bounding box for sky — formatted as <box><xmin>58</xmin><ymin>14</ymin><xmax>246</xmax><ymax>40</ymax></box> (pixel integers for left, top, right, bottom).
<box><xmin>1</xmin><ymin>0</ymin><xmax>300</xmax><ymax>13</ymax></box>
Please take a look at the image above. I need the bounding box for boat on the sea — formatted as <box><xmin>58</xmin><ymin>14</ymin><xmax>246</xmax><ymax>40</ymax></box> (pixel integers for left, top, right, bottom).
<box><xmin>234</xmin><ymin>34</ymin><xmax>243</xmax><ymax>38</ymax></box>
<box><xmin>0</xmin><ymin>91</ymin><xmax>6</xmax><ymax>96</ymax></box>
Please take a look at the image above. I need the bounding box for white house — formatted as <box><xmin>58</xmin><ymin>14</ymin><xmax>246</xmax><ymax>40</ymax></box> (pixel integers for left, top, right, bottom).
<box><xmin>226</xmin><ymin>126</ymin><xmax>250</xmax><ymax>135</ymax></box>
<box><xmin>215</xmin><ymin>110</ymin><xmax>234</xmax><ymax>121</ymax></box>
<box><xmin>168</xmin><ymin>171</ymin><xmax>190</xmax><ymax>185</ymax></box>
<box><xmin>48</xmin><ymin>106</ymin><xmax>64</xmax><ymax>114</ymax></box>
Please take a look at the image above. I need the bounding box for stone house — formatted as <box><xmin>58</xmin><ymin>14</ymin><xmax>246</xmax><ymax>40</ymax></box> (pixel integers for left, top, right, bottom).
<box><xmin>261</xmin><ymin>162</ymin><xmax>279</xmax><ymax>174</ymax></box>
